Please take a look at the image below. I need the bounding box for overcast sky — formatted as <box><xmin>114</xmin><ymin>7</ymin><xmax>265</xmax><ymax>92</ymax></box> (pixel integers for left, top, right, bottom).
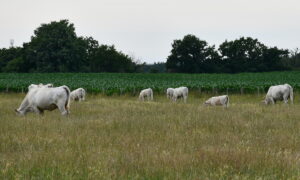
<box><xmin>0</xmin><ymin>0</ymin><xmax>299</xmax><ymax>63</ymax></box>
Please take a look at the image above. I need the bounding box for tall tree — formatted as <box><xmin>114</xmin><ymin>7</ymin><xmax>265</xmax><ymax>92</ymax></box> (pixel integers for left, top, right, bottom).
<box><xmin>262</xmin><ymin>47</ymin><xmax>289</xmax><ymax>71</ymax></box>
<box><xmin>166</xmin><ymin>34</ymin><xmax>220</xmax><ymax>73</ymax></box>
<box><xmin>25</xmin><ymin>20</ymin><xmax>87</xmax><ymax>72</ymax></box>
<box><xmin>219</xmin><ymin>37</ymin><xmax>266</xmax><ymax>73</ymax></box>
<box><xmin>219</xmin><ymin>37</ymin><xmax>288</xmax><ymax>72</ymax></box>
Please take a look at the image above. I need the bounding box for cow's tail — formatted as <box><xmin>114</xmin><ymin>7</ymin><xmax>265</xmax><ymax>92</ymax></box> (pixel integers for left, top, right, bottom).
<box><xmin>62</xmin><ymin>86</ymin><xmax>71</xmax><ymax>110</ymax></box>
<box><xmin>226</xmin><ymin>95</ymin><xmax>229</xmax><ymax>107</ymax></box>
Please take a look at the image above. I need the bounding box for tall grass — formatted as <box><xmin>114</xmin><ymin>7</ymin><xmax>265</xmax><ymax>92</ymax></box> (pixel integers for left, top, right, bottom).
<box><xmin>1</xmin><ymin>93</ymin><xmax>300</xmax><ymax>179</ymax></box>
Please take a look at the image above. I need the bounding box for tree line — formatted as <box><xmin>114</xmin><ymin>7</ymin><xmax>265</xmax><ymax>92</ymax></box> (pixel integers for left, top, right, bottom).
<box><xmin>0</xmin><ymin>20</ymin><xmax>138</xmax><ymax>73</ymax></box>
<box><xmin>166</xmin><ymin>35</ymin><xmax>299</xmax><ymax>73</ymax></box>
<box><xmin>0</xmin><ymin>20</ymin><xmax>299</xmax><ymax>73</ymax></box>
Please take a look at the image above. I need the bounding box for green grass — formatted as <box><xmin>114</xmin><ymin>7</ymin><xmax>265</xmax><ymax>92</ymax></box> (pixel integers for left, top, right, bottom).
<box><xmin>1</xmin><ymin>93</ymin><xmax>300</xmax><ymax>179</ymax></box>
<box><xmin>1</xmin><ymin>71</ymin><xmax>300</xmax><ymax>94</ymax></box>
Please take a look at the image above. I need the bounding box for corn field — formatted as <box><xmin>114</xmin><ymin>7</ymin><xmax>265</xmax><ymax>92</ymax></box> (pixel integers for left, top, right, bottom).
<box><xmin>0</xmin><ymin>72</ymin><xmax>299</xmax><ymax>95</ymax></box>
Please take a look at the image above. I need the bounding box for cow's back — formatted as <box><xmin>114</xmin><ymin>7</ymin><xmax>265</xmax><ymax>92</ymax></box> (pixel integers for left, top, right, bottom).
<box><xmin>32</xmin><ymin>87</ymin><xmax>66</xmax><ymax>107</ymax></box>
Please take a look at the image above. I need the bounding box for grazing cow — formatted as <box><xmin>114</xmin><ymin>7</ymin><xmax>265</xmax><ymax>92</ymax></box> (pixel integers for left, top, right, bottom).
<box><xmin>264</xmin><ymin>84</ymin><xmax>293</xmax><ymax>105</ymax></box>
<box><xmin>70</xmin><ymin>88</ymin><xmax>86</xmax><ymax>101</ymax></box>
<box><xmin>139</xmin><ymin>88</ymin><xmax>153</xmax><ymax>101</ymax></box>
<box><xmin>166</xmin><ymin>88</ymin><xmax>174</xmax><ymax>99</ymax></box>
<box><xmin>16</xmin><ymin>85</ymin><xmax>71</xmax><ymax>115</ymax></box>
<box><xmin>172</xmin><ymin>87</ymin><xmax>188</xmax><ymax>103</ymax></box>
<box><xmin>28</xmin><ymin>83</ymin><xmax>53</xmax><ymax>91</ymax></box>
<box><xmin>204</xmin><ymin>95</ymin><xmax>229</xmax><ymax>107</ymax></box>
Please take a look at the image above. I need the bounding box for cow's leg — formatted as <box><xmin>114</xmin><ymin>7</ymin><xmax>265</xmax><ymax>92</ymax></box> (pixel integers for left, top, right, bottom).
<box><xmin>38</xmin><ymin>108</ymin><xmax>44</xmax><ymax>115</ymax></box>
<box><xmin>270</xmin><ymin>98</ymin><xmax>275</xmax><ymax>104</ymax></box>
<box><xmin>79</xmin><ymin>94</ymin><xmax>85</xmax><ymax>101</ymax></box>
<box><xmin>283</xmin><ymin>94</ymin><xmax>289</xmax><ymax>104</ymax></box>
<box><xmin>57</xmin><ymin>101</ymin><xmax>69</xmax><ymax>115</ymax></box>
<box><xmin>58</xmin><ymin>105</ymin><xmax>68</xmax><ymax>115</ymax></box>
<box><xmin>32</xmin><ymin>107</ymin><xmax>43</xmax><ymax>115</ymax></box>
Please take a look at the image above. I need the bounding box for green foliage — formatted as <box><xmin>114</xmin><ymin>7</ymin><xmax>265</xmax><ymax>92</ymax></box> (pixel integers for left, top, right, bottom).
<box><xmin>219</xmin><ymin>37</ymin><xmax>289</xmax><ymax>73</ymax></box>
<box><xmin>0</xmin><ymin>47</ymin><xmax>23</xmax><ymax>72</ymax></box>
<box><xmin>283</xmin><ymin>48</ymin><xmax>300</xmax><ymax>69</ymax></box>
<box><xmin>166</xmin><ymin>35</ymin><xmax>289</xmax><ymax>73</ymax></box>
<box><xmin>2</xmin><ymin>57</ymin><xmax>25</xmax><ymax>72</ymax></box>
<box><xmin>24</xmin><ymin>20</ymin><xmax>87</xmax><ymax>72</ymax></box>
<box><xmin>166</xmin><ymin>34</ymin><xmax>219</xmax><ymax>73</ymax></box>
<box><xmin>139</xmin><ymin>62</ymin><xmax>166</xmax><ymax>73</ymax></box>
<box><xmin>1</xmin><ymin>72</ymin><xmax>300</xmax><ymax>94</ymax></box>
<box><xmin>219</xmin><ymin>37</ymin><xmax>266</xmax><ymax>73</ymax></box>
<box><xmin>0</xmin><ymin>20</ymin><xmax>138</xmax><ymax>73</ymax></box>
<box><xmin>89</xmin><ymin>45</ymin><xmax>136</xmax><ymax>73</ymax></box>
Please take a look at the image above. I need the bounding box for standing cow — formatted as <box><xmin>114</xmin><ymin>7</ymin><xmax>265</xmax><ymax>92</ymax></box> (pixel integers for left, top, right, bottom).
<box><xmin>172</xmin><ymin>87</ymin><xmax>188</xmax><ymax>103</ymax></box>
<box><xmin>263</xmin><ymin>84</ymin><xmax>293</xmax><ymax>105</ymax></box>
<box><xmin>139</xmin><ymin>88</ymin><xmax>153</xmax><ymax>101</ymax></box>
<box><xmin>70</xmin><ymin>88</ymin><xmax>86</xmax><ymax>101</ymax></box>
<box><xmin>166</xmin><ymin>88</ymin><xmax>174</xmax><ymax>99</ymax></box>
<box><xmin>204</xmin><ymin>95</ymin><xmax>229</xmax><ymax>107</ymax></box>
<box><xmin>16</xmin><ymin>85</ymin><xmax>71</xmax><ymax>115</ymax></box>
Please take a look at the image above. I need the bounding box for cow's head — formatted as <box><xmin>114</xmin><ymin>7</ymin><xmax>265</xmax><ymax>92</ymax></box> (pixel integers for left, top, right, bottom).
<box><xmin>261</xmin><ymin>99</ymin><xmax>269</xmax><ymax>105</ymax></box>
<box><xmin>15</xmin><ymin>109</ymin><xmax>22</xmax><ymax>115</ymax></box>
<box><xmin>15</xmin><ymin>109</ymin><xmax>26</xmax><ymax>116</ymax></box>
<box><xmin>203</xmin><ymin>101</ymin><xmax>210</xmax><ymax>106</ymax></box>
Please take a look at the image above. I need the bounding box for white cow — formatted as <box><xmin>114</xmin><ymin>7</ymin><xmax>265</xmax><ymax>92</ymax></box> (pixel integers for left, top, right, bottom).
<box><xmin>204</xmin><ymin>95</ymin><xmax>229</xmax><ymax>107</ymax></box>
<box><xmin>16</xmin><ymin>85</ymin><xmax>71</xmax><ymax>115</ymax></box>
<box><xmin>264</xmin><ymin>84</ymin><xmax>293</xmax><ymax>105</ymax></box>
<box><xmin>166</xmin><ymin>88</ymin><xmax>174</xmax><ymax>99</ymax></box>
<box><xmin>139</xmin><ymin>88</ymin><xmax>153</xmax><ymax>101</ymax></box>
<box><xmin>70</xmin><ymin>88</ymin><xmax>86</xmax><ymax>101</ymax></box>
<box><xmin>28</xmin><ymin>83</ymin><xmax>53</xmax><ymax>91</ymax></box>
<box><xmin>172</xmin><ymin>87</ymin><xmax>188</xmax><ymax>103</ymax></box>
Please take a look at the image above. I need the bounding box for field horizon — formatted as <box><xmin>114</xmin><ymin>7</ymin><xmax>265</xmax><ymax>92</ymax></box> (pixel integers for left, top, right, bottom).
<box><xmin>1</xmin><ymin>93</ymin><xmax>300</xmax><ymax>179</ymax></box>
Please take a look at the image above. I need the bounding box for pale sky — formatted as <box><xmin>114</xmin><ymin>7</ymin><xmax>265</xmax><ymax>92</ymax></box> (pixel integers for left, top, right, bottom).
<box><xmin>0</xmin><ymin>0</ymin><xmax>299</xmax><ymax>63</ymax></box>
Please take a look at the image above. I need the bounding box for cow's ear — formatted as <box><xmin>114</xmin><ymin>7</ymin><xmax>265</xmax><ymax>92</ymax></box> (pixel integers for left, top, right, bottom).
<box><xmin>15</xmin><ymin>109</ymin><xmax>19</xmax><ymax>113</ymax></box>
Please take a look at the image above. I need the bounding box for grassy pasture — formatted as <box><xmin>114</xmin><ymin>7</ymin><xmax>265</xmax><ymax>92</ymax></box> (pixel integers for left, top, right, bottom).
<box><xmin>1</xmin><ymin>93</ymin><xmax>300</xmax><ymax>179</ymax></box>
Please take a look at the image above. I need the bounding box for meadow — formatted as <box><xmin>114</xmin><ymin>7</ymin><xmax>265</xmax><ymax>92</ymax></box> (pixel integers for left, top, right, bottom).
<box><xmin>1</xmin><ymin>92</ymin><xmax>300</xmax><ymax>179</ymax></box>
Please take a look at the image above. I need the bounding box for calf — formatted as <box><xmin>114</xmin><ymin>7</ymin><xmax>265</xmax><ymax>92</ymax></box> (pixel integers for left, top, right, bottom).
<box><xmin>166</xmin><ymin>88</ymin><xmax>174</xmax><ymax>99</ymax></box>
<box><xmin>172</xmin><ymin>87</ymin><xmax>188</xmax><ymax>103</ymax></box>
<box><xmin>204</xmin><ymin>95</ymin><xmax>229</xmax><ymax>107</ymax></box>
<box><xmin>139</xmin><ymin>88</ymin><xmax>153</xmax><ymax>101</ymax></box>
<box><xmin>70</xmin><ymin>88</ymin><xmax>86</xmax><ymax>101</ymax></box>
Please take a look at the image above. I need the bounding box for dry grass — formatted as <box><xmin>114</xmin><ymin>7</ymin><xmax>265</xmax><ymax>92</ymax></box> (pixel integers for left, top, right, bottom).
<box><xmin>1</xmin><ymin>93</ymin><xmax>300</xmax><ymax>179</ymax></box>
